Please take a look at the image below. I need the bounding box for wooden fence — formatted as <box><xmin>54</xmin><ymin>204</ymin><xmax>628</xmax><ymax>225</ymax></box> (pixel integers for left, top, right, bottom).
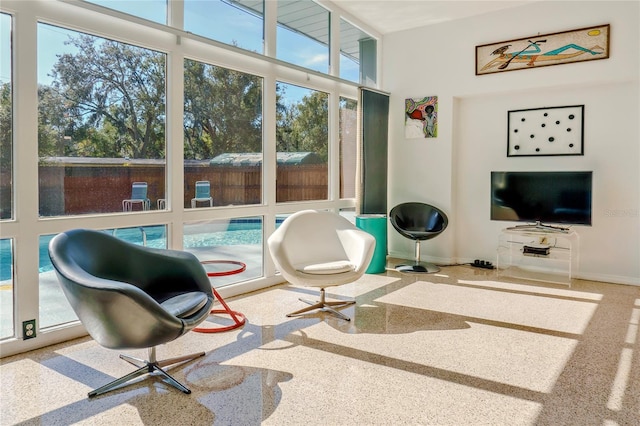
<box><xmin>34</xmin><ymin>158</ymin><xmax>328</xmax><ymax>216</ymax></box>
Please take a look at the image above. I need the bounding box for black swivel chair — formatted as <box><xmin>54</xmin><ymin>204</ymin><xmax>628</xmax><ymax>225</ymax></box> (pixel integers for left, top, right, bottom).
<box><xmin>389</xmin><ymin>202</ymin><xmax>449</xmax><ymax>273</ymax></box>
<box><xmin>48</xmin><ymin>229</ymin><xmax>215</xmax><ymax>397</ymax></box>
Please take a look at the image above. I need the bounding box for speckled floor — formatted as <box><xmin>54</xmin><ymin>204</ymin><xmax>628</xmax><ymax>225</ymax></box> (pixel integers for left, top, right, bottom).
<box><xmin>1</xmin><ymin>263</ymin><xmax>639</xmax><ymax>425</ymax></box>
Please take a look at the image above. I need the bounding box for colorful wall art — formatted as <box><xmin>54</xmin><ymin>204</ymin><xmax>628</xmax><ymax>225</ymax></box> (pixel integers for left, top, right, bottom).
<box><xmin>507</xmin><ymin>105</ymin><xmax>584</xmax><ymax>157</ymax></box>
<box><xmin>405</xmin><ymin>96</ymin><xmax>438</xmax><ymax>139</ymax></box>
<box><xmin>476</xmin><ymin>24</ymin><xmax>609</xmax><ymax>75</ymax></box>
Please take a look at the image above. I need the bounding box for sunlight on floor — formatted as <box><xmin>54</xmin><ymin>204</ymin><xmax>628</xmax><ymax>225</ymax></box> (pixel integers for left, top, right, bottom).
<box><xmin>2</xmin><ymin>267</ymin><xmax>638</xmax><ymax>425</ymax></box>
<box><xmin>376</xmin><ymin>280</ymin><xmax>598</xmax><ymax>334</ymax></box>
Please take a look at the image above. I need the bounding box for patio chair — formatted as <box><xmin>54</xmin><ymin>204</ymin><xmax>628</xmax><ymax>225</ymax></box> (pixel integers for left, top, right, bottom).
<box><xmin>122</xmin><ymin>182</ymin><xmax>151</xmax><ymax>211</ymax></box>
<box><xmin>191</xmin><ymin>180</ymin><xmax>213</xmax><ymax>208</ymax></box>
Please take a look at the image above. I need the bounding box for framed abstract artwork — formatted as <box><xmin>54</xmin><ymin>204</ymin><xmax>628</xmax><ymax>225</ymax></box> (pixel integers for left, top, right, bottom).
<box><xmin>476</xmin><ymin>24</ymin><xmax>609</xmax><ymax>75</ymax></box>
<box><xmin>507</xmin><ymin>105</ymin><xmax>584</xmax><ymax>157</ymax></box>
<box><xmin>405</xmin><ymin>96</ymin><xmax>438</xmax><ymax>139</ymax></box>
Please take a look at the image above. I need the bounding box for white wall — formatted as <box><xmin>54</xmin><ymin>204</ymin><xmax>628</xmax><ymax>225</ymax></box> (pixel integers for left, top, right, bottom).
<box><xmin>382</xmin><ymin>1</ymin><xmax>639</xmax><ymax>285</ymax></box>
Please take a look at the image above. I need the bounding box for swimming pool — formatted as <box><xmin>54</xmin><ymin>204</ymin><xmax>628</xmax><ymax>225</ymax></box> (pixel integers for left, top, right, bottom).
<box><xmin>0</xmin><ymin>220</ymin><xmax>264</xmax><ymax>282</ymax></box>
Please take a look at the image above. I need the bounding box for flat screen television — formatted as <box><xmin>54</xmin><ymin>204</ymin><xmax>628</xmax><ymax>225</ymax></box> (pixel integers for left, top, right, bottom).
<box><xmin>491</xmin><ymin>171</ymin><xmax>592</xmax><ymax>227</ymax></box>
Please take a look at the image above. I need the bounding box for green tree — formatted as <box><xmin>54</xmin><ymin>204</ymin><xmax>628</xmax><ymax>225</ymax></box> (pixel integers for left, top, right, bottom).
<box><xmin>287</xmin><ymin>91</ymin><xmax>328</xmax><ymax>159</ymax></box>
<box><xmin>41</xmin><ymin>31</ymin><xmax>326</xmax><ymax>163</ymax></box>
<box><xmin>275</xmin><ymin>96</ymin><xmax>296</xmax><ymax>153</ymax></box>
<box><xmin>0</xmin><ymin>82</ymin><xmax>12</xmax><ymax>219</ymax></box>
<box><xmin>0</xmin><ymin>82</ymin><xmax>11</xmax><ymax>167</ymax></box>
<box><xmin>49</xmin><ymin>34</ymin><xmax>166</xmax><ymax>158</ymax></box>
<box><xmin>37</xmin><ymin>84</ymin><xmax>69</xmax><ymax>157</ymax></box>
<box><xmin>184</xmin><ymin>59</ymin><xmax>263</xmax><ymax>159</ymax></box>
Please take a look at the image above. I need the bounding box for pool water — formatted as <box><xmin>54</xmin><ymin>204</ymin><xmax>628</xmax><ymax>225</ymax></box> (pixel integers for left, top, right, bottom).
<box><xmin>0</xmin><ymin>223</ymin><xmax>263</xmax><ymax>282</ymax></box>
<box><xmin>185</xmin><ymin>229</ymin><xmax>262</xmax><ymax>247</ymax></box>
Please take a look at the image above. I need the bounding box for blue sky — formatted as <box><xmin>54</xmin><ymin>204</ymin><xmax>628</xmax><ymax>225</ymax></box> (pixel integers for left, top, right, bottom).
<box><xmin>2</xmin><ymin>1</ymin><xmax>358</xmax><ymax>107</ymax></box>
<box><xmin>0</xmin><ymin>13</ymin><xmax>10</xmax><ymax>83</ymax></box>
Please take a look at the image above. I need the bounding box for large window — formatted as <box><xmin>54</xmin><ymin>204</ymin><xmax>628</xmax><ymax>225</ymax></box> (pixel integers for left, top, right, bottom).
<box><xmin>339</xmin><ymin>96</ymin><xmax>357</xmax><ymax>199</ymax></box>
<box><xmin>184</xmin><ymin>0</ymin><xmax>264</xmax><ymax>53</ymax></box>
<box><xmin>184</xmin><ymin>217</ymin><xmax>263</xmax><ymax>287</ymax></box>
<box><xmin>0</xmin><ymin>13</ymin><xmax>11</xmax><ymax>220</ymax></box>
<box><xmin>277</xmin><ymin>0</ymin><xmax>329</xmax><ymax>73</ymax></box>
<box><xmin>38</xmin><ymin>234</ymin><xmax>76</xmax><ymax>329</ymax></box>
<box><xmin>83</xmin><ymin>0</ymin><xmax>167</xmax><ymax>24</ymax></box>
<box><xmin>38</xmin><ymin>226</ymin><xmax>166</xmax><ymax>330</ymax></box>
<box><xmin>85</xmin><ymin>0</ymin><xmax>376</xmax><ymax>83</ymax></box>
<box><xmin>276</xmin><ymin>82</ymin><xmax>328</xmax><ymax>202</ymax></box>
<box><xmin>184</xmin><ymin>59</ymin><xmax>263</xmax><ymax>208</ymax></box>
<box><xmin>0</xmin><ymin>13</ymin><xmax>13</xmax><ymax>340</ymax></box>
<box><xmin>0</xmin><ymin>238</ymin><xmax>12</xmax><ymax>339</ymax></box>
<box><xmin>37</xmin><ymin>23</ymin><xmax>167</xmax><ymax>216</ymax></box>
<box><xmin>1</xmin><ymin>0</ymin><xmax>372</xmax><ymax>354</ymax></box>
<box><xmin>340</xmin><ymin>18</ymin><xmax>376</xmax><ymax>84</ymax></box>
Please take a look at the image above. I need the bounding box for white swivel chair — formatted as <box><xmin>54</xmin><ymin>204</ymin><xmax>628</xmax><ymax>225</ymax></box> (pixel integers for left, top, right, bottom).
<box><xmin>267</xmin><ymin>210</ymin><xmax>376</xmax><ymax>321</ymax></box>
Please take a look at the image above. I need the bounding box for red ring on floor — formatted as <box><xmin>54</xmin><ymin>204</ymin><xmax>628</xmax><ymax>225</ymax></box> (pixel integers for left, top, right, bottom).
<box><xmin>200</xmin><ymin>260</ymin><xmax>246</xmax><ymax>277</ymax></box>
<box><xmin>193</xmin><ymin>309</ymin><xmax>246</xmax><ymax>333</ymax></box>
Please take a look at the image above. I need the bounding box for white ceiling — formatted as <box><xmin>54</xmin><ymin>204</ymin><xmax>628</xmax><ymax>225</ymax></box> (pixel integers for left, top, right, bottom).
<box><xmin>331</xmin><ymin>0</ymin><xmax>537</xmax><ymax>35</ymax></box>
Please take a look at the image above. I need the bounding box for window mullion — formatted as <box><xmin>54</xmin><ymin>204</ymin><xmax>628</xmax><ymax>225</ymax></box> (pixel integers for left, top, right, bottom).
<box><xmin>12</xmin><ymin>7</ymin><xmax>40</xmax><ymax>338</ymax></box>
<box><xmin>263</xmin><ymin>0</ymin><xmax>277</xmax><ymax>58</ymax></box>
<box><xmin>167</xmin><ymin>45</ymin><xmax>185</xmax><ymax>250</ymax></box>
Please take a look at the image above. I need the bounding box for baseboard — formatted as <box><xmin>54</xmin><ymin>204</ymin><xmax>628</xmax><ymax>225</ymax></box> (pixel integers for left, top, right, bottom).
<box><xmin>387</xmin><ymin>251</ymin><xmax>454</xmax><ymax>267</ymax></box>
<box><xmin>574</xmin><ymin>271</ymin><xmax>640</xmax><ymax>287</ymax></box>
<box><xmin>389</xmin><ymin>252</ymin><xmax>640</xmax><ymax>287</ymax></box>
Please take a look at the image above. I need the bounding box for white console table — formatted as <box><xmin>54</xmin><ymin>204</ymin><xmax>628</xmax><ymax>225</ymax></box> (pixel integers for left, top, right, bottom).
<box><xmin>497</xmin><ymin>226</ymin><xmax>579</xmax><ymax>286</ymax></box>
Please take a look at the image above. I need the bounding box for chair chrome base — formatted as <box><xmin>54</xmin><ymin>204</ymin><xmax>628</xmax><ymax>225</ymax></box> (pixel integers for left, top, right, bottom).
<box><xmin>395</xmin><ymin>239</ymin><xmax>441</xmax><ymax>273</ymax></box>
<box><xmin>395</xmin><ymin>262</ymin><xmax>440</xmax><ymax>274</ymax></box>
<box><xmin>88</xmin><ymin>347</ymin><xmax>205</xmax><ymax>397</ymax></box>
<box><xmin>287</xmin><ymin>288</ymin><xmax>355</xmax><ymax>321</ymax></box>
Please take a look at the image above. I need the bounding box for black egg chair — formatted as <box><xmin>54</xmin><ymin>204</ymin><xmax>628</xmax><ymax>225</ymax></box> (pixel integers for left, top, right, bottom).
<box><xmin>48</xmin><ymin>229</ymin><xmax>215</xmax><ymax>397</ymax></box>
<box><xmin>389</xmin><ymin>202</ymin><xmax>449</xmax><ymax>273</ymax></box>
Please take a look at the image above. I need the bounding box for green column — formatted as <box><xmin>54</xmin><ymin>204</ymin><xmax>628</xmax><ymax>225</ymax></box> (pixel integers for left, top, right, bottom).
<box><xmin>356</xmin><ymin>214</ymin><xmax>387</xmax><ymax>274</ymax></box>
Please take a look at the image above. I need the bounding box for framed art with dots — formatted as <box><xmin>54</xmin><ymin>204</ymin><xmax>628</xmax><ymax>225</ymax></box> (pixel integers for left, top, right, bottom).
<box><xmin>507</xmin><ymin>105</ymin><xmax>584</xmax><ymax>157</ymax></box>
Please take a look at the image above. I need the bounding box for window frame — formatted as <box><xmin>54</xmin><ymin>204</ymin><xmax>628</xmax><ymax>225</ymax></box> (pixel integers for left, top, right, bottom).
<box><xmin>0</xmin><ymin>0</ymin><xmax>380</xmax><ymax>356</ymax></box>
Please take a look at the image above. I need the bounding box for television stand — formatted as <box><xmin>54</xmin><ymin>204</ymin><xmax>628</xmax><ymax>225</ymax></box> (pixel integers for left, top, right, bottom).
<box><xmin>508</xmin><ymin>221</ymin><xmax>570</xmax><ymax>233</ymax></box>
<box><xmin>497</xmin><ymin>227</ymin><xmax>579</xmax><ymax>286</ymax></box>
